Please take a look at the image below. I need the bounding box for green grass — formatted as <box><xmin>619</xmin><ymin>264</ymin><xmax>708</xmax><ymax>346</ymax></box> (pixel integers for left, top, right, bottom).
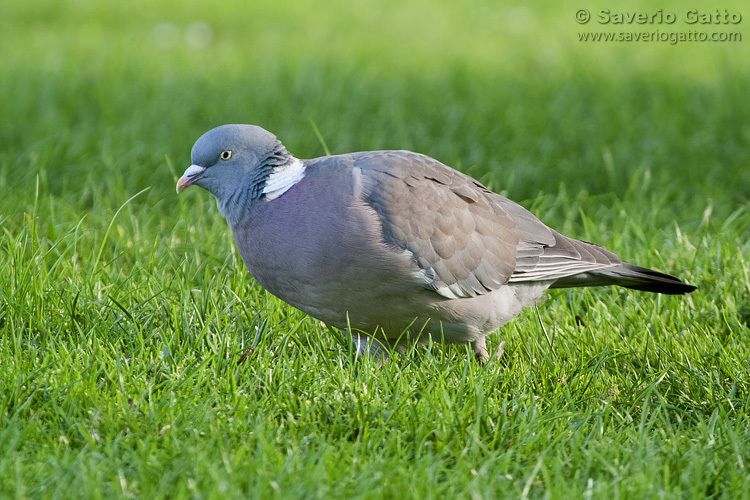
<box><xmin>2</xmin><ymin>0</ymin><xmax>750</xmax><ymax>498</ymax></box>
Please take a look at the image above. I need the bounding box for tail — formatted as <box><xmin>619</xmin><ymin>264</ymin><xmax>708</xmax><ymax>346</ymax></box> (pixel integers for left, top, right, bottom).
<box><xmin>549</xmin><ymin>263</ymin><xmax>696</xmax><ymax>295</ymax></box>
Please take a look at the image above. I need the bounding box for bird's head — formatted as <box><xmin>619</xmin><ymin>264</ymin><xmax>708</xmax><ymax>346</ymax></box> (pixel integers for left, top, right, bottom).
<box><xmin>177</xmin><ymin>124</ymin><xmax>303</xmax><ymax>223</ymax></box>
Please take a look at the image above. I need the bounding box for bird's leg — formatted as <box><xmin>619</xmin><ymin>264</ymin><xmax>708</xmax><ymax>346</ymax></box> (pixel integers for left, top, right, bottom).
<box><xmin>471</xmin><ymin>338</ymin><xmax>506</xmax><ymax>366</ymax></box>
<box><xmin>471</xmin><ymin>338</ymin><xmax>489</xmax><ymax>365</ymax></box>
<box><xmin>349</xmin><ymin>331</ymin><xmax>390</xmax><ymax>367</ymax></box>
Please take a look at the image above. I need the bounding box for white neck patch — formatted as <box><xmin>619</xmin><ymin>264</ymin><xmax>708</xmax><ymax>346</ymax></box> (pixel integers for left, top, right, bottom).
<box><xmin>262</xmin><ymin>158</ymin><xmax>306</xmax><ymax>201</ymax></box>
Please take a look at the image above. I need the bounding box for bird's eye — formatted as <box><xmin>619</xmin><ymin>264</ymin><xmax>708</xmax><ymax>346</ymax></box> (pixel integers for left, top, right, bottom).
<box><xmin>220</xmin><ymin>150</ymin><xmax>233</xmax><ymax>160</ymax></box>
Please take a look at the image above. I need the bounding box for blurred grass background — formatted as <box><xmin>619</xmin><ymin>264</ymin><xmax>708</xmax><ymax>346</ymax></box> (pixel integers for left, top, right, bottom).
<box><xmin>1</xmin><ymin>0</ymin><xmax>749</xmax><ymax>498</ymax></box>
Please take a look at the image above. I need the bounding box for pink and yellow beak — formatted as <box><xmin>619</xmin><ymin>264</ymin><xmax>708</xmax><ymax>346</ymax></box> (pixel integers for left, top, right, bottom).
<box><xmin>176</xmin><ymin>165</ymin><xmax>206</xmax><ymax>193</ymax></box>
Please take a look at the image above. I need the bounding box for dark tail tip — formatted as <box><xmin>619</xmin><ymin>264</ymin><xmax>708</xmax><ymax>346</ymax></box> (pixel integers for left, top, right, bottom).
<box><xmin>616</xmin><ymin>263</ymin><xmax>696</xmax><ymax>295</ymax></box>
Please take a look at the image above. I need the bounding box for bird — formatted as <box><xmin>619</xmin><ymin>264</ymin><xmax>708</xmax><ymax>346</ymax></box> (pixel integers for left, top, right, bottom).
<box><xmin>177</xmin><ymin>124</ymin><xmax>696</xmax><ymax>364</ymax></box>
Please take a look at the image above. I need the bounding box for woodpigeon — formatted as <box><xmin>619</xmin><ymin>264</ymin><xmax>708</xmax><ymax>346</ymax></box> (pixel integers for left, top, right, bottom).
<box><xmin>177</xmin><ymin>124</ymin><xmax>696</xmax><ymax>364</ymax></box>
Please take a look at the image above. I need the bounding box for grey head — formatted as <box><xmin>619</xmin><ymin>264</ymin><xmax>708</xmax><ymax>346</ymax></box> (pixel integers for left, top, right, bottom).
<box><xmin>177</xmin><ymin>124</ymin><xmax>298</xmax><ymax>223</ymax></box>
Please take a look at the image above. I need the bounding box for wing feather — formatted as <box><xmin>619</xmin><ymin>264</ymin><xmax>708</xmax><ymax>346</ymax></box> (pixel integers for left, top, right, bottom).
<box><xmin>357</xmin><ymin>151</ymin><xmax>518</xmax><ymax>298</ymax></box>
<box><xmin>352</xmin><ymin>150</ymin><xmax>626</xmax><ymax>297</ymax></box>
